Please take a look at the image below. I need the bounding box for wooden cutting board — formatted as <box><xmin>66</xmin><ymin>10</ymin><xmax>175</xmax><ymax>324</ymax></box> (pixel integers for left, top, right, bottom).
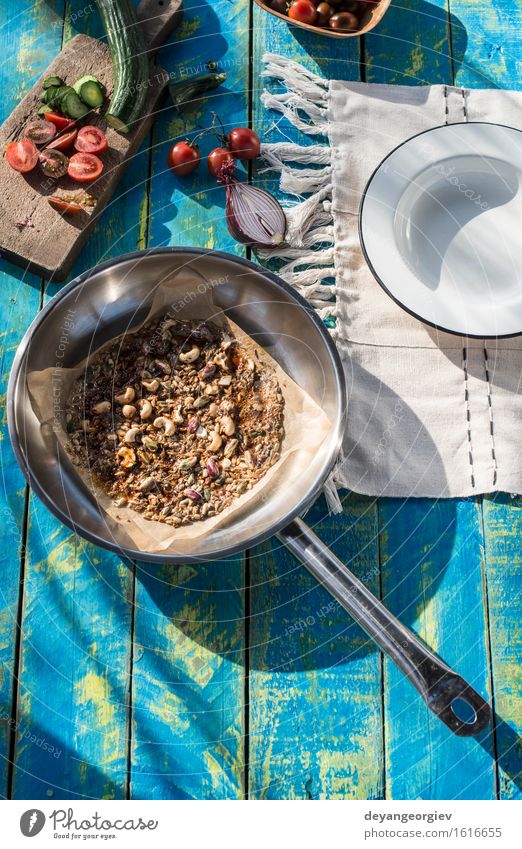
<box><xmin>0</xmin><ymin>0</ymin><xmax>182</xmax><ymax>281</ymax></box>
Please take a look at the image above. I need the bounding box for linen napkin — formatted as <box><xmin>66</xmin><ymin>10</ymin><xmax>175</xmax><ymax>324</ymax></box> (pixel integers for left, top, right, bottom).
<box><xmin>260</xmin><ymin>54</ymin><xmax>522</xmax><ymax>499</ymax></box>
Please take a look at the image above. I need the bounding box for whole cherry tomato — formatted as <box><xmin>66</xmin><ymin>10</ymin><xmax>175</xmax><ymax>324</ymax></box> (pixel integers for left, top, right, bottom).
<box><xmin>288</xmin><ymin>0</ymin><xmax>318</xmax><ymax>25</ymax></box>
<box><xmin>167</xmin><ymin>141</ymin><xmax>201</xmax><ymax>176</ymax></box>
<box><xmin>227</xmin><ymin>127</ymin><xmax>260</xmax><ymax>161</ymax></box>
<box><xmin>208</xmin><ymin>147</ymin><xmax>235</xmax><ymax>179</ymax></box>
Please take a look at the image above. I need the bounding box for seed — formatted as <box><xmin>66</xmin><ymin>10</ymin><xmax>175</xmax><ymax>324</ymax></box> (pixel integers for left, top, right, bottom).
<box><xmin>244</xmin><ymin>450</ymin><xmax>256</xmax><ymax>469</ymax></box>
<box><xmin>93</xmin><ymin>401</ymin><xmax>111</xmax><ymax>414</ymax></box>
<box><xmin>218</xmin><ymin>375</ymin><xmax>232</xmax><ymax>387</ymax></box>
<box><xmin>196</xmin><ymin>425</ymin><xmax>208</xmax><ymax>438</ymax></box>
<box><xmin>208</xmin><ymin>403</ymin><xmax>219</xmax><ymax>417</ymax></box>
<box><xmin>194</xmin><ymin>395</ymin><xmax>211</xmax><ymax>409</ymax></box>
<box><xmin>122</xmin><ymin>404</ymin><xmax>137</xmax><ymax>419</ymax></box>
<box><xmin>204</xmin><ymin>383</ymin><xmax>219</xmax><ymax>396</ymax></box>
<box><xmin>114</xmin><ymin>496</ymin><xmax>128</xmax><ymax>507</ymax></box>
<box><xmin>224</xmin><ymin>438</ymin><xmax>239</xmax><ymax>458</ymax></box>
<box><xmin>201</xmin><ymin>503</ymin><xmax>210</xmax><ymax>517</ymax></box>
<box><xmin>139</xmin><ymin>476</ymin><xmax>157</xmax><ymax>492</ymax></box>
<box><xmin>222</xmin><ymin>458</ymin><xmax>232</xmax><ymax>469</ymax></box>
<box><xmin>188</xmin><ymin>416</ymin><xmax>200</xmax><ymax>433</ymax></box>
<box><xmin>206</xmin><ymin>458</ymin><xmax>220</xmax><ymax>478</ymax></box>
<box><xmin>200</xmin><ymin>363</ymin><xmax>216</xmax><ymax>379</ymax></box>
<box><xmin>179</xmin><ymin>456</ymin><xmax>199</xmax><ymax>471</ymax></box>
<box><xmin>142</xmin><ymin>436</ymin><xmax>158</xmax><ymax>451</ymax></box>
<box><xmin>236</xmin><ymin>481</ymin><xmax>248</xmax><ymax>494</ymax></box>
<box><xmin>115</xmin><ymin>387</ymin><xmax>135</xmax><ymax>405</ymax></box>
<box><xmin>173</xmin><ymin>406</ymin><xmax>184</xmax><ymax>424</ymax></box>
<box><xmin>203</xmin><ymin>488</ymin><xmax>212</xmax><ymax>501</ymax></box>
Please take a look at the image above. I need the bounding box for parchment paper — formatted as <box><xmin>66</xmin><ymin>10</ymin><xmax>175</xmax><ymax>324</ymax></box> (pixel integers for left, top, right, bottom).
<box><xmin>27</xmin><ymin>264</ymin><xmax>332</xmax><ymax>554</ymax></box>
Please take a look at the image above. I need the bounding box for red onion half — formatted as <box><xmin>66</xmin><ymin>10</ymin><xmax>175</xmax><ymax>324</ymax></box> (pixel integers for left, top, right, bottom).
<box><xmin>219</xmin><ymin>160</ymin><xmax>287</xmax><ymax>247</ymax></box>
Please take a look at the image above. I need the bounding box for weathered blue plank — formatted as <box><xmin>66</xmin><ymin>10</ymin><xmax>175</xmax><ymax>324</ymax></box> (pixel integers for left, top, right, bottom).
<box><xmin>130</xmin><ymin>0</ymin><xmax>249</xmax><ymax>799</ymax></box>
<box><xmin>379</xmin><ymin>498</ymin><xmax>495</xmax><ymax>799</ymax></box>
<box><xmin>11</xmin><ymin>0</ymin><xmax>148</xmax><ymax>798</ymax></box>
<box><xmin>0</xmin><ymin>0</ymin><xmax>65</xmax><ymax>799</ymax></box>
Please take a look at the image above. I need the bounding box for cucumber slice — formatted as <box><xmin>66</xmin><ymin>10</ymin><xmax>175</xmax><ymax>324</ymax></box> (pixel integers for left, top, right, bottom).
<box><xmin>43</xmin><ymin>85</ymin><xmax>62</xmax><ymax>104</ymax></box>
<box><xmin>79</xmin><ymin>80</ymin><xmax>105</xmax><ymax>109</ymax></box>
<box><xmin>73</xmin><ymin>75</ymin><xmax>104</xmax><ymax>96</ymax></box>
<box><xmin>38</xmin><ymin>104</ymin><xmax>53</xmax><ymax>115</ymax></box>
<box><xmin>61</xmin><ymin>91</ymin><xmax>90</xmax><ymax>120</ymax></box>
<box><xmin>43</xmin><ymin>75</ymin><xmax>64</xmax><ymax>90</ymax></box>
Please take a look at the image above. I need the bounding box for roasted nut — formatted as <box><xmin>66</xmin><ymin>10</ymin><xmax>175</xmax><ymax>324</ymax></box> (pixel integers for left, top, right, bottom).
<box><xmin>139</xmin><ymin>399</ymin><xmax>153</xmax><ymax>420</ymax></box>
<box><xmin>173</xmin><ymin>406</ymin><xmax>184</xmax><ymax>424</ymax></box>
<box><xmin>187</xmin><ymin>417</ymin><xmax>200</xmax><ymax>434</ymax></box>
<box><xmin>117</xmin><ymin>446</ymin><xmax>136</xmax><ymax>468</ymax></box>
<box><xmin>224</xmin><ymin>438</ymin><xmax>239</xmax><ymax>458</ymax></box>
<box><xmin>154</xmin><ymin>359</ymin><xmax>171</xmax><ymax>374</ymax></box>
<box><xmin>208</xmin><ymin>403</ymin><xmax>219</xmax><ymax>418</ymax></box>
<box><xmin>193</xmin><ymin>395</ymin><xmax>211</xmax><ymax>410</ymax></box>
<box><xmin>179</xmin><ymin>456</ymin><xmax>199</xmax><ymax>472</ymax></box>
<box><xmin>115</xmin><ymin>387</ymin><xmax>135</xmax><ymax>405</ymax></box>
<box><xmin>179</xmin><ymin>345</ymin><xmax>201</xmax><ymax>364</ymax></box>
<box><xmin>206</xmin><ymin>458</ymin><xmax>220</xmax><ymax>479</ymax></box>
<box><xmin>208</xmin><ymin>430</ymin><xmax>223</xmax><ymax>452</ymax></box>
<box><xmin>200</xmin><ymin>363</ymin><xmax>216</xmax><ymax>380</ymax></box>
<box><xmin>123</xmin><ymin>427</ymin><xmax>140</xmax><ymax>444</ymax></box>
<box><xmin>153</xmin><ymin>416</ymin><xmax>176</xmax><ymax>436</ymax></box>
<box><xmin>220</xmin><ymin>415</ymin><xmax>235</xmax><ymax>436</ymax></box>
<box><xmin>218</xmin><ymin>375</ymin><xmax>232</xmax><ymax>387</ymax></box>
<box><xmin>185</xmin><ymin>488</ymin><xmax>203</xmax><ymax>502</ymax></box>
<box><xmin>93</xmin><ymin>401</ymin><xmax>111</xmax><ymax>414</ymax></box>
<box><xmin>142</xmin><ymin>378</ymin><xmax>160</xmax><ymax>392</ymax></box>
<box><xmin>196</xmin><ymin>425</ymin><xmax>207</xmax><ymax>439</ymax></box>
<box><xmin>139</xmin><ymin>476</ymin><xmax>157</xmax><ymax>492</ymax></box>
<box><xmin>122</xmin><ymin>404</ymin><xmax>137</xmax><ymax>419</ymax></box>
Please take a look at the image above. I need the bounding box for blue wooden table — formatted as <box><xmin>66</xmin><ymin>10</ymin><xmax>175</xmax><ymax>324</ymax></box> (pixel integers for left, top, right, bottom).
<box><xmin>0</xmin><ymin>0</ymin><xmax>521</xmax><ymax>800</ymax></box>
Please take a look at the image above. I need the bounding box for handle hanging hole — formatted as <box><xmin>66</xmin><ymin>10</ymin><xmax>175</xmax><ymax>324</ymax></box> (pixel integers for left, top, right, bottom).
<box><xmin>451</xmin><ymin>697</ymin><xmax>478</xmax><ymax>725</ymax></box>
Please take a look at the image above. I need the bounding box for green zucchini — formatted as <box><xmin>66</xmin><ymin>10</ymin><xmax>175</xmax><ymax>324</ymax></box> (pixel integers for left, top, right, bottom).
<box><xmin>94</xmin><ymin>0</ymin><xmax>148</xmax><ymax>133</ymax></box>
<box><xmin>61</xmin><ymin>91</ymin><xmax>90</xmax><ymax>119</ymax></box>
<box><xmin>169</xmin><ymin>72</ymin><xmax>227</xmax><ymax>111</ymax></box>
<box><xmin>79</xmin><ymin>80</ymin><xmax>105</xmax><ymax>108</ymax></box>
<box><xmin>43</xmin><ymin>75</ymin><xmax>64</xmax><ymax>90</ymax></box>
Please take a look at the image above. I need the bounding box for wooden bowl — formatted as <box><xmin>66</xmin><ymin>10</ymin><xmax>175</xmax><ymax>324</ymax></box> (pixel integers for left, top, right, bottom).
<box><xmin>254</xmin><ymin>0</ymin><xmax>391</xmax><ymax>38</ymax></box>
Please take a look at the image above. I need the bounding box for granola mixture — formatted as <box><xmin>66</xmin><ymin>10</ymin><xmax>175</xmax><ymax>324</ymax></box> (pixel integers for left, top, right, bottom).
<box><xmin>65</xmin><ymin>317</ymin><xmax>285</xmax><ymax>527</ymax></box>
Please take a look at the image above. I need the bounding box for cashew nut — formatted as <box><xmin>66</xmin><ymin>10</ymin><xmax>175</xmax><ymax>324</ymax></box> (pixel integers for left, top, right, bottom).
<box><xmin>220</xmin><ymin>415</ymin><xmax>235</xmax><ymax>436</ymax></box>
<box><xmin>142</xmin><ymin>378</ymin><xmax>160</xmax><ymax>392</ymax></box>
<box><xmin>208</xmin><ymin>430</ymin><xmax>223</xmax><ymax>452</ymax></box>
<box><xmin>179</xmin><ymin>345</ymin><xmax>201</xmax><ymax>364</ymax></box>
<box><xmin>122</xmin><ymin>405</ymin><xmax>137</xmax><ymax>419</ymax></box>
<box><xmin>115</xmin><ymin>387</ymin><xmax>135</xmax><ymax>405</ymax></box>
<box><xmin>93</xmin><ymin>401</ymin><xmax>111</xmax><ymax>414</ymax></box>
<box><xmin>154</xmin><ymin>416</ymin><xmax>176</xmax><ymax>436</ymax></box>
<box><xmin>139</xmin><ymin>399</ymin><xmax>153</xmax><ymax>420</ymax></box>
<box><xmin>123</xmin><ymin>427</ymin><xmax>140</xmax><ymax>444</ymax></box>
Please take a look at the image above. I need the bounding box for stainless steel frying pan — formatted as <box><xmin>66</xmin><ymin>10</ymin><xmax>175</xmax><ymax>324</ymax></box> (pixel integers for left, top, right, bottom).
<box><xmin>7</xmin><ymin>247</ymin><xmax>491</xmax><ymax>737</ymax></box>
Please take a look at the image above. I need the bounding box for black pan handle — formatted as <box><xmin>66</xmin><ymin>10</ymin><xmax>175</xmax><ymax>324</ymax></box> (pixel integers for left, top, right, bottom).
<box><xmin>277</xmin><ymin>518</ymin><xmax>491</xmax><ymax>737</ymax></box>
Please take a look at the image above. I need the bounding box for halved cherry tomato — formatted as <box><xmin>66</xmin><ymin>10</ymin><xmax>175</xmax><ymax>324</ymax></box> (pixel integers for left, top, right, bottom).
<box><xmin>48</xmin><ymin>195</ymin><xmax>83</xmax><ymax>215</ymax></box>
<box><xmin>44</xmin><ymin>112</ymin><xmax>75</xmax><ymax>132</ymax></box>
<box><xmin>67</xmin><ymin>152</ymin><xmax>104</xmax><ymax>182</ymax></box>
<box><xmin>46</xmin><ymin>127</ymin><xmax>78</xmax><ymax>152</ymax></box>
<box><xmin>5</xmin><ymin>140</ymin><xmax>38</xmax><ymax>173</ymax></box>
<box><xmin>74</xmin><ymin>126</ymin><xmax>108</xmax><ymax>155</ymax></box>
<box><xmin>24</xmin><ymin>119</ymin><xmax>57</xmax><ymax>146</ymax></box>
<box><xmin>39</xmin><ymin>149</ymin><xmax>69</xmax><ymax>178</ymax></box>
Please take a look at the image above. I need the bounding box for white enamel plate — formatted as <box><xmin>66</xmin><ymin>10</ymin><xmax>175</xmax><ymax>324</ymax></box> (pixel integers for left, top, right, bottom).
<box><xmin>359</xmin><ymin>122</ymin><xmax>522</xmax><ymax>337</ymax></box>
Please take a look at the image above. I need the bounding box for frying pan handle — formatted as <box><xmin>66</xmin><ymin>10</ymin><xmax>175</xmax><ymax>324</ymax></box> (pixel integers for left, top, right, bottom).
<box><xmin>277</xmin><ymin>518</ymin><xmax>491</xmax><ymax>737</ymax></box>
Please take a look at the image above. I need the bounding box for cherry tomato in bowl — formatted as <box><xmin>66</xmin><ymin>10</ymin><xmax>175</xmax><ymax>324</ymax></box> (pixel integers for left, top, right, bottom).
<box><xmin>288</xmin><ymin>0</ymin><xmax>318</xmax><ymax>24</ymax></box>
<box><xmin>167</xmin><ymin>141</ymin><xmax>200</xmax><ymax>176</ymax></box>
<box><xmin>68</xmin><ymin>152</ymin><xmax>104</xmax><ymax>182</ymax></box>
<box><xmin>44</xmin><ymin>112</ymin><xmax>76</xmax><ymax>132</ymax></box>
<box><xmin>5</xmin><ymin>140</ymin><xmax>39</xmax><ymax>173</ymax></box>
<box><xmin>227</xmin><ymin>127</ymin><xmax>260</xmax><ymax>160</ymax></box>
<box><xmin>74</xmin><ymin>126</ymin><xmax>108</xmax><ymax>155</ymax></box>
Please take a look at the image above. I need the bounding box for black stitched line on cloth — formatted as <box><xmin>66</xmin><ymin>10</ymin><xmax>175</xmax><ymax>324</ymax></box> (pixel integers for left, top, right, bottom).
<box><xmin>461</xmin><ymin>87</ymin><xmax>469</xmax><ymax>121</ymax></box>
<box><xmin>444</xmin><ymin>85</ymin><xmax>449</xmax><ymax>124</ymax></box>
<box><xmin>483</xmin><ymin>346</ymin><xmax>498</xmax><ymax>486</ymax></box>
<box><xmin>462</xmin><ymin>347</ymin><xmax>476</xmax><ymax>489</ymax></box>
